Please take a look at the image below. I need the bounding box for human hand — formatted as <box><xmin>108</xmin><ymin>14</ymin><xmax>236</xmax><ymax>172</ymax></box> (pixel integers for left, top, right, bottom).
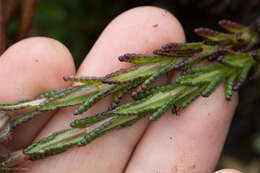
<box><xmin>0</xmin><ymin>6</ymin><xmax>243</xmax><ymax>173</ymax></box>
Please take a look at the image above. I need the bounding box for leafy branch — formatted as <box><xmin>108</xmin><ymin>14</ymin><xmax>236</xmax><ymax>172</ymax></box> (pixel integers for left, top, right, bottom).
<box><xmin>0</xmin><ymin>19</ymin><xmax>259</xmax><ymax>172</ymax></box>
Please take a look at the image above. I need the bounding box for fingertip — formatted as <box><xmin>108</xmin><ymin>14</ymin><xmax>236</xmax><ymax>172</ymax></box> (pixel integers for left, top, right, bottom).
<box><xmin>215</xmin><ymin>169</ymin><xmax>243</xmax><ymax>173</ymax></box>
<box><xmin>0</xmin><ymin>37</ymin><xmax>76</xmax><ymax>101</ymax></box>
<box><xmin>78</xmin><ymin>6</ymin><xmax>185</xmax><ymax>76</ymax></box>
<box><xmin>115</xmin><ymin>6</ymin><xmax>186</xmax><ymax>47</ymax></box>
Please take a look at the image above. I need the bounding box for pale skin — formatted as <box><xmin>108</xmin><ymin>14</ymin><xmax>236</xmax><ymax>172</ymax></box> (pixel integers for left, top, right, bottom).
<box><xmin>0</xmin><ymin>6</ymin><xmax>243</xmax><ymax>173</ymax></box>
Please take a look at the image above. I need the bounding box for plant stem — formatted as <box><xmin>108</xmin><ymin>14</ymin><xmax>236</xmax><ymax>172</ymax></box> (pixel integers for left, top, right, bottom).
<box><xmin>0</xmin><ymin>0</ymin><xmax>5</xmax><ymax>55</ymax></box>
<box><xmin>19</xmin><ymin>0</ymin><xmax>36</xmax><ymax>39</ymax></box>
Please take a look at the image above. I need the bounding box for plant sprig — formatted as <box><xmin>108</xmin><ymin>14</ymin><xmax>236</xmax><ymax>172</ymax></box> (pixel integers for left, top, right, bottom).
<box><xmin>0</xmin><ymin>19</ymin><xmax>259</xmax><ymax>172</ymax></box>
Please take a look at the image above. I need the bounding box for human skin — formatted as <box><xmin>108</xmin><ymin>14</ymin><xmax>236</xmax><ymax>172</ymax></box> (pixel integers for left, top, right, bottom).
<box><xmin>0</xmin><ymin>6</ymin><xmax>242</xmax><ymax>173</ymax></box>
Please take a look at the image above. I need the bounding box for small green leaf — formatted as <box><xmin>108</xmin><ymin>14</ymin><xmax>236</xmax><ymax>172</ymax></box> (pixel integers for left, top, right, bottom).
<box><xmin>218</xmin><ymin>20</ymin><xmax>247</xmax><ymax>33</ymax></box>
<box><xmin>0</xmin><ymin>150</ymin><xmax>27</xmax><ymax>172</ymax></box>
<box><xmin>118</xmin><ymin>54</ymin><xmax>174</xmax><ymax>64</ymax></box>
<box><xmin>63</xmin><ymin>76</ymin><xmax>104</xmax><ymax>84</ymax></box>
<box><xmin>176</xmin><ymin>86</ymin><xmax>205</xmax><ymax>110</ymax></box>
<box><xmin>70</xmin><ymin>112</ymin><xmax>113</xmax><ymax>128</ymax></box>
<box><xmin>103</xmin><ymin>59</ymin><xmax>181</xmax><ymax>84</ymax></box>
<box><xmin>201</xmin><ymin>74</ymin><xmax>226</xmax><ymax>97</ymax></box>
<box><xmin>0</xmin><ymin>122</ymin><xmax>11</xmax><ymax>142</ymax></box>
<box><xmin>77</xmin><ymin>114</ymin><xmax>147</xmax><ymax>147</ymax></box>
<box><xmin>37</xmin><ymin>84</ymin><xmax>106</xmax><ymax>111</ymax></box>
<box><xmin>132</xmin><ymin>61</ymin><xmax>176</xmax><ymax>97</ymax></box>
<box><xmin>0</xmin><ymin>99</ymin><xmax>44</xmax><ymax>113</ymax></box>
<box><xmin>37</xmin><ymin>87</ymin><xmax>75</xmax><ymax>99</ymax></box>
<box><xmin>111</xmin><ymin>79</ymin><xmax>143</xmax><ymax>108</ymax></box>
<box><xmin>10</xmin><ymin>111</ymin><xmax>40</xmax><ymax>128</ymax></box>
<box><xmin>77</xmin><ymin>117</ymin><xmax>115</xmax><ymax>146</ymax></box>
<box><xmin>194</xmin><ymin>27</ymin><xmax>234</xmax><ymax>41</ymax></box>
<box><xmin>133</xmin><ymin>84</ymin><xmax>178</xmax><ymax>100</ymax></box>
<box><xmin>176</xmin><ymin>65</ymin><xmax>229</xmax><ymax>86</ymax></box>
<box><xmin>233</xmin><ymin>60</ymin><xmax>254</xmax><ymax>91</ymax></box>
<box><xmin>225</xmin><ymin>72</ymin><xmax>239</xmax><ymax>100</ymax></box>
<box><xmin>112</xmin><ymin>86</ymin><xmax>189</xmax><ymax>116</ymax></box>
<box><xmin>149</xmin><ymin>96</ymin><xmax>176</xmax><ymax>121</ymax></box>
<box><xmin>220</xmin><ymin>52</ymin><xmax>255</xmax><ymax>68</ymax></box>
<box><xmin>154</xmin><ymin>42</ymin><xmax>204</xmax><ymax>57</ymax></box>
<box><xmin>24</xmin><ymin>128</ymin><xmax>87</xmax><ymax>159</ymax></box>
<box><xmin>73</xmin><ymin>85</ymin><xmax>116</xmax><ymax>115</ymax></box>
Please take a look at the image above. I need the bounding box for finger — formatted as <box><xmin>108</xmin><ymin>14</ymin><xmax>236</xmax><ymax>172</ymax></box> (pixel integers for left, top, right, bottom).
<box><xmin>27</xmin><ymin>6</ymin><xmax>185</xmax><ymax>173</ymax></box>
<box><xmin>215</xmin><ymin>169</ymin><xmax>243</xmax><ymax>173</ymax></box>
<box><xmin>126</xmin><ymin>85</ymin><xmax>238</xmax><ymax>173</ymax></box>
<box><xmin>0</xmin><ymin>37</ymin><xmax>75</xmax><ymax>150</ymax></box>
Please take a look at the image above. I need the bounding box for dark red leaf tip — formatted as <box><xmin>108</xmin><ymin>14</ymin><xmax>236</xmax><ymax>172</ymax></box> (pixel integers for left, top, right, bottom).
<box><xmin>217</xmin><ymin>48</ymin><xmax>233</xmax><ymax>55</ymax></box>
<box><xmin>233</xmin><ymin>78</ymin><xmax>245</xmax><ymax>91</ymax></box>
<box><xmin>153</xmin><ymin>49</ymin><xmax>164</xmax><ymax>55</ymax></box>
<box><xmin>217</xmin><ymin>55</ymin><xmax>224</xmax><ymax>62</ymax></box>
<box><xmin>252</xmin><ymin>50</ymin><xmax>259</xmax><ymax>61</ymax></box>
<box><xmin>235</xmin><ymin>32</ymin><xmax>244</xmax><ymax>42</ymax></box>
<box><xmin>63</xmin><ymin>76</ymin><xmax>70</xmax><ymax>81</ymax></box>
<box><xmin>226</xmin><ymin>94</ymin><xmax>232</xmax><ymax>101</ymax></box>
<box><xmin>118</xmin><ymin>53</ymin><xmax>137</xmax><ymax>61</ymax></box>
<box><xmin>194</xmin><ymin>27</ymin><xmax>219</xmax><ymax>37</ymax></box>
<box><xmin>162</xmin><ymin>43</ymin><xmax>185</xmax><ymax>50</ymax></box>
<box><xmin>219</xmin><ymin>20</ymin><xmax>243</xmax><ymax>30</ymax></box>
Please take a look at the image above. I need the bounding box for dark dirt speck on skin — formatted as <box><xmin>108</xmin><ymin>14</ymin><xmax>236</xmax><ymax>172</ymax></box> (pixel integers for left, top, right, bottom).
<box><xmin>153</xmin><ymin>24</ymin><xmax>159</xmax><ymax>27</ymax></box>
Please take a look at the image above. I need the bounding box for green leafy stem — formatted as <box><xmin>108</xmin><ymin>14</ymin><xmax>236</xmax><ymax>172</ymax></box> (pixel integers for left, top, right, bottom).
<box><xmin>0</xmin><ymin>19</ymin><xmax>260</xmax><ymax>172</ymax></box>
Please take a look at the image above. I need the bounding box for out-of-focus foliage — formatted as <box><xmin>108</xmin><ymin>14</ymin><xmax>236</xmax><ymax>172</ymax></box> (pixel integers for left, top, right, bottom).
<box><xmin>5</xmin><ymin>0</ymin><xmax>260</xmax><ymax>171</ymax></box>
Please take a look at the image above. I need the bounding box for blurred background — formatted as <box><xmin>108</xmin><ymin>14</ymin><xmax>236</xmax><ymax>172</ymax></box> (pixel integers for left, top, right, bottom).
<box><xmin>2</xmin><ymin>0</ymin><xmax>260</xmax><ymax>172</ymax></box>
